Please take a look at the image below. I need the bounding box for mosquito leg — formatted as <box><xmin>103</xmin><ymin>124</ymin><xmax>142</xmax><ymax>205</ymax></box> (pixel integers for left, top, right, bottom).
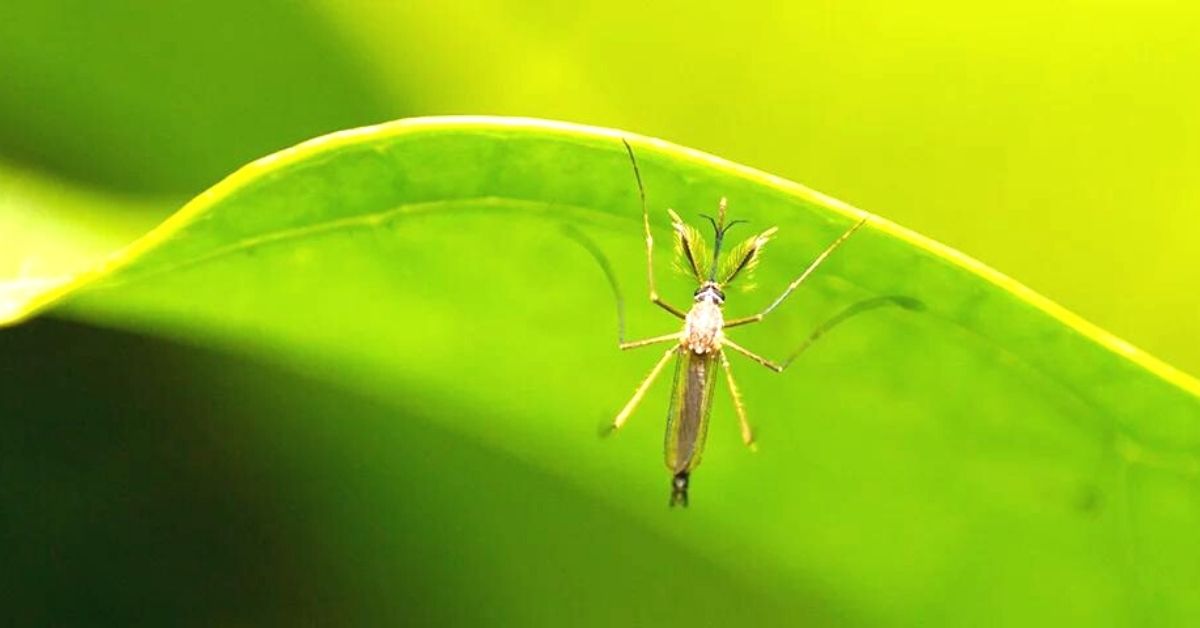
<box><xmin>776</xmin><ymin>295</ymin><xmax>923</xmax><ymax>369</ymax></box>
<box><xmin>564</xmin><ymin>224</ymin><xmax>679</xmax><ymax>347</ymax></box>
<box><xmin>718</xmin><ymin>350</ymin><xmax>757</xmax><ymax>450</ymax></box>
<box><xmin>620</xmin><ymin>332</ymin><xmax>682</xmax><ymax>351</ymax></box>
<box><xmin>725</xmin><ymin>218</ymin><xmax>868</xmax><ymax>328</ymax></box>
<box><xmin>623</xmin><ymin>139</ymin><xmax>687</xmax><ymax>320</ymax></box>
<box><xmin>610</xmin><ymin>346</ymin><xmax>678</xmax><ymax>433</ymax></box>
<box><xmin>726</xmin><ymin>295</ymin><xmax>923</xmax><ymax>372</ymax></box>
<box><xmin>562</xmin><ymin>224</ymin><xmax>630</xmax><ymax>344</ymax></box>
<box><xmin>722</xmin><ymin>339</ymin><xmax>783</xmax><ymax>373</ymax></box>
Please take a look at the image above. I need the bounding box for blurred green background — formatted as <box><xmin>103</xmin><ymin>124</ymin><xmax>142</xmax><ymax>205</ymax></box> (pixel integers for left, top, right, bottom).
<box><xmin>3</xmin><ymin>0</ymin><xmax>1196</xmax><ymax>374</ymax></box>
<box><xmin>2</xmin><ymin>1</ymin><xmax>1198</xmax><ymax>625</ymax></box>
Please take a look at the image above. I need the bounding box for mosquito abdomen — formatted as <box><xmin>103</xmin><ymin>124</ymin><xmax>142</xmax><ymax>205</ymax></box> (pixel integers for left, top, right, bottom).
<box><xmin>664</xmin><ymin>350</ymin><xmax>719</xmax><ymax>496</ymax></box>
<box><xmin>669</xmin><ymin>472</ymin><xmax>690</xmax><ymax>507</ymax></box>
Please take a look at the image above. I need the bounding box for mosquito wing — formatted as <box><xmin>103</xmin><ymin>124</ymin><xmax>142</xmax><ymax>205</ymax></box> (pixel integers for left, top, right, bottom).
<box><xmin>664</xmin><ymin>350</ymin><xmax>720</xmax><ymax>475</ymax></box>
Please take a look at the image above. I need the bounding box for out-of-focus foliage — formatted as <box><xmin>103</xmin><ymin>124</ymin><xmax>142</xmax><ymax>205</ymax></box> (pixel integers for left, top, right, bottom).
<box><xmin>0</xmin><ymin>1</ymin><xmax>393</xmax><ymax>193</ymax></box>
<box><xmin>337</xmin><ymin>1</ymin><xmax>1200</xmax><ymax>374</ymax></box>
<box><xmin>3</xmin><ymin>1</ymin><xmax>1196</xmax><ymax>371</ymax></box>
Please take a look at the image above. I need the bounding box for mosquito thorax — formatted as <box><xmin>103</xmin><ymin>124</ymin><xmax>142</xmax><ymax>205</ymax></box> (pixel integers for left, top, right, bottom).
<box><xmin>683</xmin><ymin>284</ymin><xmax>725</xmax><ymax>354</ymax></box>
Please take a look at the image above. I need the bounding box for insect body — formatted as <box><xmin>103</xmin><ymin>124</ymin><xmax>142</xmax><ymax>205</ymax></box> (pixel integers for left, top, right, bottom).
<box><xmin>610</xmin><ymin>139</ymin><xmax>867</xmax><ymax>507</ymax></box>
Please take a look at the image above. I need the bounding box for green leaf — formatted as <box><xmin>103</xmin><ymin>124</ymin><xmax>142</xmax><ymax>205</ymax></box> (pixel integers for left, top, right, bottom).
<box><xmin>4</xmin><ymin>117</ymin><xmax>1199</xmax><ymax>625</ymax></box>
<box><xmin>0</xmin><ymin>159</ymin><xmax>170</xmax><ymax>322</ymax></box>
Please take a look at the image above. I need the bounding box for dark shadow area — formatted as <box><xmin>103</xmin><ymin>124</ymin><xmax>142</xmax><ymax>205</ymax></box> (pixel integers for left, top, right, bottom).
<box><xmin>0</xmin><ymin>319</ymin><xmax>351</xmax><ymax>624</ymax></box>
<box><xmin>0</xmin><ymin>319</ymin><xmax>812</xmax><ymax>626</ymax></box>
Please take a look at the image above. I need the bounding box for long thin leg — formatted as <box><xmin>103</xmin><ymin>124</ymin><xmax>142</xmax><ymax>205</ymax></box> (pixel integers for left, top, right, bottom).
<box><xmin>726</xmin><ymin>295</ymin><xmax>923</xmax><ymax>373</ymax></box>
<box><xmin>623</xmin><ymin>139</ymin><xmax>687</xmax><ymax>320</ymax></box>
<box><xmin>563</xmin><ymin>225</ymin><xmax>679</xmax><ymax>348</ymax></box>
<box><xmin>777</xmin><ymin>295</ymin><xmax>922</xmax><ymax>368</ymax></box>
<box><xmin>610</xmin><ymin>346</ymin><xmax>678</xmax><ymax>432</ymax></box>
<box><xmin>722</xmin><ymin>339</ymin><xmax>783</xmax><ymax>373</ymax></box>
<box><xmin>620</xmin><ymin>332</ymin><xmax>681</xmax><ymax>351</ymax></box>
<box><xmin>562</xmin><ymin>224</ymin><xmax>630</xmax><ymax>344</ymax></box>
<box><xmin>718</xmin><ymin>350</ymin><xmax>757</xmax><ymax>450</ymax></box>
<box><xmin>726</xmin><ymin>217</ymin><xmax>868</xmax><ymax>328</ymax></box>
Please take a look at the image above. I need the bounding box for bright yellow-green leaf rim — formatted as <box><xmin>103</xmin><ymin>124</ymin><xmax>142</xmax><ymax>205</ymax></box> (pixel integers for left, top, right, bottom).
<box><xmin>4</xmin><ymin>115</ymin><xmax>1197</xmax><ymax>399</ymax></box>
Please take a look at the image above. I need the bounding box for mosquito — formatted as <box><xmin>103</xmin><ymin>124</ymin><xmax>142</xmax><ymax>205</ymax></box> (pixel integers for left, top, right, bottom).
<box><xmin>609</xmin><ymin>139</ymin><xmax>871</xmax><ymax>507</ymax></box>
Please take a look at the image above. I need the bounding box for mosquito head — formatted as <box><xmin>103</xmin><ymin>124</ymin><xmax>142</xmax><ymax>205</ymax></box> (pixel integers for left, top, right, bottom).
<box><xmin>669</xmin><ymin>472</ymin><xmax>690</xmax><ymax>508</ymax></box>
<box><xmin>693</xmin><ymin>282</ymin><xmax>725</xmax><ymax>305</ymax></box>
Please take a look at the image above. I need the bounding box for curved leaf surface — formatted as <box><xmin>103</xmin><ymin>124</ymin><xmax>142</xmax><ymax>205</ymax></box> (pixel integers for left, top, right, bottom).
<box><xmin>4</xmin><ymin>117</ymin><xmax>1199</xmax><ymax>626</ymax></box>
